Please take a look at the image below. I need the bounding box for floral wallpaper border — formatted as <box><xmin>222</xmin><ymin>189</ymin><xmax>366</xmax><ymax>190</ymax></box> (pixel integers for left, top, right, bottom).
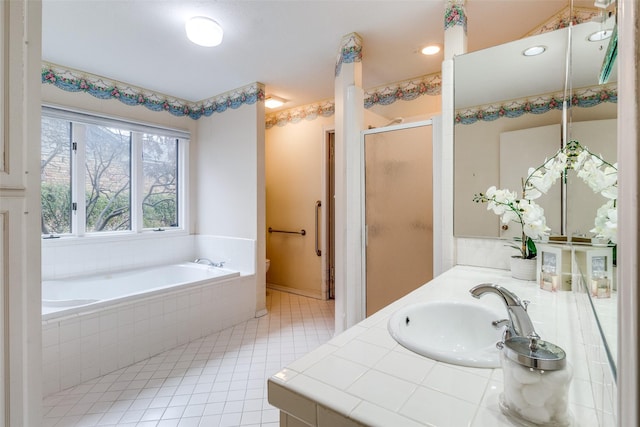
<box><xmin>364</xmin><ymin>73</ymin><xmax>442</xmax><ymax>108</ymax></box>
<box><xmin>41</xmin><ymin>63</ymin><xmax>264</xmax><ymax>120</ymax></box>
<box><xmin>335</xmin><ymin>32</ymin><xmax>363</xmax><ymax>77</ymax></box>
<box><xmin>265</xmin><ymin>101</ymin><xmax>335</xmax><ymax>129</ymax></box>
<box><xmin>444</xmin><ymin>1</ymin><xmax>467</xmax><ymax>33</ymax></box>
<box><xmin>455</xmin><ymin>84</ymin><xmax>617</xmax><ymax>125</ymax></box>
<box><xmin>265</xmin><ymin>73</ymin><xmax>443</xmax><ymax>129</ymax></box>
<box><xmin>525</xmin><ymin>6</ymin><xmax>600</xmax><ymax>37</ymax></box>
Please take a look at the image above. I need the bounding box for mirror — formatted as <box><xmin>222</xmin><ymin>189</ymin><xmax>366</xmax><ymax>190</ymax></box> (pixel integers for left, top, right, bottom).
<box><xmin>453</xmin><ymin>16</ymin><xmax>618</xmax><ymax>372</ymax></box>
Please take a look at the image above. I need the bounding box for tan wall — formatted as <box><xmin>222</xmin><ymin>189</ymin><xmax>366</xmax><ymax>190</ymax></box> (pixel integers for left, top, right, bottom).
<box><xmin>265</xmin><ymin>116</ymin><xmax>333</xmax><ymax>298</ymax></box>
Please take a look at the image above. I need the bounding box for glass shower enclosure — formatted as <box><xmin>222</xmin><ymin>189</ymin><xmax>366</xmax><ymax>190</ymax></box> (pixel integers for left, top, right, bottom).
<box><xmin>362</xmin><ymin>120</ymin><xmax>434</xmax><ymax>316</ymax></box>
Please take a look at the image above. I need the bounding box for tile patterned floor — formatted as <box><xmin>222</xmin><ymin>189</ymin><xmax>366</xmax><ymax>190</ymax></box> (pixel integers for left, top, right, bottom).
<box><xmin>43</xmin><ymin>290</ymin><xmax>335</xmax><ymax>427</ymax></box>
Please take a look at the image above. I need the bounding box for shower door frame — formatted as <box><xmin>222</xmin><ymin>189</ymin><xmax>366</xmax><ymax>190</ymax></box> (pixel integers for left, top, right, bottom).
<box><xmin>360</xmin><ymin>119</ymin><xmax>433</xmax><ymax>316</ymax></box>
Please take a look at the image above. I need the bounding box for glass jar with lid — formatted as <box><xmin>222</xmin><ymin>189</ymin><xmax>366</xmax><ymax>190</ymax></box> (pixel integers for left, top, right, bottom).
<box><xmin>499</xmin><ymin>333</ymin><xmax>572</xmax><ymax>426</ymax></box>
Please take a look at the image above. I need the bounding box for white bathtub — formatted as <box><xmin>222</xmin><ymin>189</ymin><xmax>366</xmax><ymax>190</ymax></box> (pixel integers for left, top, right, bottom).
<box><xmin>41</xmin><ymin>262</ymin><xmax>256</xmax><ymax>396</ymax></box>
<box><xmin>42</xmin><ymin>262</ymin><xmax>239</xmax><ymax>319</ymax></box>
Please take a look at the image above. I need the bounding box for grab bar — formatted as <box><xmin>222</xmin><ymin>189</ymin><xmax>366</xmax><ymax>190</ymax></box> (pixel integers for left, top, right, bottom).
<box><xmin>315</xmin><ymin>200</ymin><xmax>322</xmax><ymax>256</ymax></box>
<box><xmin>268</xmin><ymin>227</ymin><xmax>306</xmax><ymax>236</ymax></box>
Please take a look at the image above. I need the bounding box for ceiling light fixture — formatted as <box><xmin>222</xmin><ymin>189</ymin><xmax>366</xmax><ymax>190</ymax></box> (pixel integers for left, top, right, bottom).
<box><xmin>522</xmin><ymin>45</ymin><xmax>546</xmax><ymax>57</ymax></box>
<box><xmin>421</xmin><ymin>45</ymin><xmax>441</xmax><ymax>55</ymax></box>
<box><xmin>185</xmin><ymin>16</ymin><xmax>223</xmax><ymax>47</ymax></box>
<box><xmin>593</xmin><ymin>0</ymin><xmax>615</xmax><ymax>8</ymax></box>
<box><xmin>588</xmin><ymin>29</ymin><xmax>613</xmax><ymax>42</ymax></box>
<box><xmin>265</xmin><ymin>96</ymin><xmax>286</xmax><ymax>109</ymax></box>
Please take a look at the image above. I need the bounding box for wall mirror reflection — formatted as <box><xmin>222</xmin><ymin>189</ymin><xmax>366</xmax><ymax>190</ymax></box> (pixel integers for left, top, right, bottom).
<box><xmin>453</xmin><ymin>13</ymin><xmax>618</xmax><ymax>372</ymax></box>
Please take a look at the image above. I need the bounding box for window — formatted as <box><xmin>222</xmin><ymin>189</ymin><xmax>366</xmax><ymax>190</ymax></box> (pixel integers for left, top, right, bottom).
<box><xmin>142</xmin><ymin>134</ymin><xmax>179</xmax><ymax>228</ymax></box>
<box><xmin>41</xmin><ymin>107</ymin><xmax>188</xmax><ymax>237</ymax></box>
<box><xmin>84</xmin><ymin>123</ymin><xmax>132</xmax><ymax>232</ymax></box>
<box><xmin>41</xmin><ymin>116</ymin><xmax>73</xmax><ymax>234</ymax></box>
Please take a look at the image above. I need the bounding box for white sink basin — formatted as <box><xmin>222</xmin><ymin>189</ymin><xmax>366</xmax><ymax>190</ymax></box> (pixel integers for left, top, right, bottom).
<box><xmin>387</xmin><ymin>301</ymin><xmax>504</xmax><ymax>368</ymax></box>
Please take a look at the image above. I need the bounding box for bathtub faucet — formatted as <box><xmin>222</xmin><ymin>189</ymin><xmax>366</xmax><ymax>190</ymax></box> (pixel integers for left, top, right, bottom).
<box><xmin>194</xmin><ymin>258</ymin><xmax>225</xmax><ymax>268</ymax></box>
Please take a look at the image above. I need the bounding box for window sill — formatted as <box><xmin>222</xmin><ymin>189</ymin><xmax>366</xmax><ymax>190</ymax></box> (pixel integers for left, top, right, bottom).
<box><xmin>41</xmin><ymin>228</ymin><xmax>190</xmax><ymax>247</ymax></box>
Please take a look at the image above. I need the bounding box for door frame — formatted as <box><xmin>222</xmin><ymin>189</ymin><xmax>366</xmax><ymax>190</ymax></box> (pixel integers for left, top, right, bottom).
<box><xmin>321</xmin><ymin>127</ymin><xmax>335</xmax><ymax>300</ymax></box>
<box><xmin>360</xmin><ymin>119</ymin><xmax>433</xmax><ymax>315</ymax></box>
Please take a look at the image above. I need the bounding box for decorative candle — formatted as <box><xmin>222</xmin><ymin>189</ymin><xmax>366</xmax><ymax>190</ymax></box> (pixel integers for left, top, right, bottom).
<box><xmin>596</xmin><ymin>277</ymin><xmax>611</xmax><ymax>298</ymax></box>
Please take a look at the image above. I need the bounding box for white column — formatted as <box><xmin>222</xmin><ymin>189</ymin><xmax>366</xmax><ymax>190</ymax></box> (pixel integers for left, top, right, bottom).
<box><xmin>436</xmin><ymin>0</ymin><xmax>467</xmax><ymax>276</ymax></box>
<box><xmin>255</xmin><ymin>83</ymin><xmax>267</xmax><ymax>317</ymax></box>
<box><xmin>334</xmin><ymin>33</ymin><xmax>364</xmax><ymax>333</ymax></box>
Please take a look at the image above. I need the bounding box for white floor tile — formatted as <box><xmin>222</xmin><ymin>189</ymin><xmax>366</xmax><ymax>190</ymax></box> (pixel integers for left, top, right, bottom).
<box><xmin>43</xmin><ymin>290</ymin><xmax>334</xmax><ymax>427</ymax></box>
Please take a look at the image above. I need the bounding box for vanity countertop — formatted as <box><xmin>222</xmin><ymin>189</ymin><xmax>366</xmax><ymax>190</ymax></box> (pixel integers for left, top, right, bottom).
<box><xmin>267</xmin><ymin>265</ymin><xmax>605</xmax><ymax>427</ymax></box>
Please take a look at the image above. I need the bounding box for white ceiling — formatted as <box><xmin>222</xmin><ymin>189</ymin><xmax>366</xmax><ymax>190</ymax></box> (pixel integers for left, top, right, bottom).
<box><xmin>42</xmin><ymin>0</ymin><xmax>591</xmax><ymax>111</ymax></box>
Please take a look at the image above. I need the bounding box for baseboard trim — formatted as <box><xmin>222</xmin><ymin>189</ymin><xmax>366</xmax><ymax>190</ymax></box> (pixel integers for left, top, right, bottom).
<box><xmin>267</xmin><ymin>283</ymin><xmax>323</xmax><ymax>300</ymax></box>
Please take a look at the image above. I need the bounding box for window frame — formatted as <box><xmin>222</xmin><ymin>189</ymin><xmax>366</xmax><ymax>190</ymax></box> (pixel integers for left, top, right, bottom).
<box><xmin>41</xmin><ymin>105</ymin><xmax>190</xmax><ymax>240</ymax></box>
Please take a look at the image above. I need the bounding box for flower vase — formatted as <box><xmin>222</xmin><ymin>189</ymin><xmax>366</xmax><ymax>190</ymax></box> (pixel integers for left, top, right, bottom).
<box><xmin>509</xmin><ymin>256</ymin><xmax>536</xmax><ymax>281</ymax></box>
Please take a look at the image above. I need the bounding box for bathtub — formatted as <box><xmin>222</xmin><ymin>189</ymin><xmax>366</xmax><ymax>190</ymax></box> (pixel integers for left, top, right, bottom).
<box><xmin>42</xmin><ymin>262</ymin><xmax>239</xmax><ymax>319</ymax></box>
<box><xmin>41</xmin><ymin>262</ymin><xmax>256</xmax><ymax>396</ymax></box>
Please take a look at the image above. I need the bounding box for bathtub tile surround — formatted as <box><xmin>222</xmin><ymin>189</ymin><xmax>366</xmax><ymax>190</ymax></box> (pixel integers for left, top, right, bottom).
<box><xmin>42</xmin><ymin>232</ymin><xmax>259</xmax><ymax>396</ymax></box>
<box><xmin>42</xmin><ymin>271</ymin><xmax>255</xmax><ymax>396</ymax></box>
<box><xmin>42</xmin><ymin>234</ymin><xmax>195</xmax><ymax>280</ymax></box>
<box><xmin>42</xmin><ymin>290</ymin><xmax>334</xmax><ymax>427</ymax></box>
<box><xmin>195</xmin><ymin>235</ymin><xmax>256</xmax><ymax>275</ymax></box>
<box><xmin>42</xmin><ymin>234</ymin><xmax>256</xmax><ymax>281</ymax></box>
<box><xmin>268</xmin><ymin>266</ymin><xmax>613</xmax><ymax>426</ymax></box>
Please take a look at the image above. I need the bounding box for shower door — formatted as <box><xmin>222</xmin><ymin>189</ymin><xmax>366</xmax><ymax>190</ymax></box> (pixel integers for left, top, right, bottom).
<box><xmin>363</xmin><ymin>121</ymin><xmax>433</xmax><ymax>316</ymax></box>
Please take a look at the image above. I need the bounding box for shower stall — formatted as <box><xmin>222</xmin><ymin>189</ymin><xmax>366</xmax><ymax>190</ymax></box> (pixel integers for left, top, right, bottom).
<box><xmin>362</xmin><ymin>120</ymin><xmax>434</xmax><ymax>316</ymax></box>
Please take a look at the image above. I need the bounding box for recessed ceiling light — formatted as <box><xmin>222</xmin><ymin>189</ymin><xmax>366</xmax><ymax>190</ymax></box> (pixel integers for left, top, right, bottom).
<box><xmin>421</xmin><ymin>45</ymin><xmax>441</xmax><ymax>55</ymax></box>
<box><xmin>265</xmin><ymin>96</ymin><xmax>286</xmax><ymax>109</ymax></box>
<box><xmin>588</xmin><ymin>29</ymin><xmax>613</xmax><ymax>42</ymax></box>
<box><xmin>185</xmin><ymin>16</ymin><xmax>223</xmax><ymax>47</ymax></box>
<box><xmin>522</xmin><ymin>45</ymin><xmax>546</xmax><ymax>57</ymax></box>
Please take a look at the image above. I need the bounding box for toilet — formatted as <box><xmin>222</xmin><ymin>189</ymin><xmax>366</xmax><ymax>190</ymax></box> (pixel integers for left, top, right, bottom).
<box><xmin>265</xmin><ymin>259</ymin><xmax>270</xmax><ymax>273</ymax></box>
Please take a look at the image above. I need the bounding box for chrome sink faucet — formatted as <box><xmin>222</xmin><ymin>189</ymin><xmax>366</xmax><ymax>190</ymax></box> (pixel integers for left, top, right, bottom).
<box><xmin>469</xmin><ymin>283</ymin><xmax>536</xmax><ymax>340</ymax></box>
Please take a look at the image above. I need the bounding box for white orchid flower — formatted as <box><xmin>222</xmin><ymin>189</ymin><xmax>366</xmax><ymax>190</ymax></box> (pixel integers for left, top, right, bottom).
<box><xmin>476</xmin><ymin>141</ymin><xmax>617</xmax><ymax>258</ymax></box>
<box><xmin>524</xmin><ymin>153</ymin><xmax>566</xmax><ymax>200</ymax></box>
<box><xmin>547</xmin><ymin>154</ymin><xmax>567</xmax><ymax>178</ymax></box>
<box><xmin>579</xmin><ymin>162</ymin><xmax>617</xmax><ymax>193</ymax></box>
<box><xmin>601</xmin><ymin>185</ymin><xmax>618</xmax><ymax>200</ymax></box>
<box><xmin>523</xmin><ymin>187</ymin><xmax>542</xmax><ymax>200</ymax></box>
<box><xmin>572</xmin><ymin>149</ymin><xmax>590</xmax><ymax>170</ymax></box>
<box><xmin>501</xmin><ymin>209</ymin><xmax>520</xmax><ymax>225</ymax></box>
<box><xmin>519</xmin><ymin>200</ymin><xmax>550</xmax><ymax>239</ymax></box>
<box><xmin>591</xmin><ymin>200</ymin><xmax>618</xmax><ymax>244</ymax></box>
<box><xmin>485</xmin><ymin>186</ymin><xmax>517</xmax><ymax>215</ymax></box>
